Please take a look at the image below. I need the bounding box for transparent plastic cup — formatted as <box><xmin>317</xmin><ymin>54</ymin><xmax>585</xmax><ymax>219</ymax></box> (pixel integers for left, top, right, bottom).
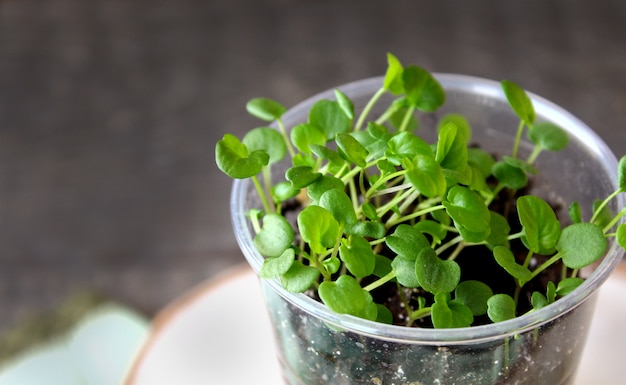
<box><xmin>231</xmin><ymin>74</ymin><xmax>624</xmax><ymax>385</ymax></box>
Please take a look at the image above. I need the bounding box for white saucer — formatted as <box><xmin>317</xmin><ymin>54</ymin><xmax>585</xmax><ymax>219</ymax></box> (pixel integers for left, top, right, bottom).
<box><xmin>125</xmin><ymin>263</ymin><xmax>626</xmax><ymax>385</ymax></box>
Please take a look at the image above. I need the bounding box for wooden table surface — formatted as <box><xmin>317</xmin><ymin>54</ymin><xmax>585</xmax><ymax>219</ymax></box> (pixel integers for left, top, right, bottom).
<box><xmin>1</xmin><ymin>0</ymin><xmax>625</xmax><ymax>334</ymax></box>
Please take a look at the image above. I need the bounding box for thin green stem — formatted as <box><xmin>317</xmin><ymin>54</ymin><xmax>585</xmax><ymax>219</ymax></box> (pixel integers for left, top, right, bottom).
<box><xmin>359</xmin><ymin>168</ymin><xmax>368</xmax><ymax>202</ymax></box>
<box><xmin>375</xmin><ymin>102</ymin><xmax>399</xmax><ymax>125</ymax></box>
<box><xmin>369</xmin><ymin>237</ymin><xmax>386</xmax><ymax>247</ymax></box>
<box><xmin>340</xmin><ymin>160</ymin><xmax>377</xmax><ymax>184</ymax></box>
<box><xmin>526</xmin><ymin>145</ymin><xmax>543</xmax><ymax>165</ymax></box>
<box><xmin>388</xmin><ymin>204</ymin><xmax>446</xmax><ymax>228</ymax></box>
<box><xmin>485</xmin><ymin>182</ymin><xmax>506</xmax><ymax>207</ymax></box>
<box><xmin>355</xmin><ymin>87</ymin><xmax>386</xmax><ymax>131</ymax></box>
<box><xmin>408</xmin><ymin>307</ymin><xmax>432</xmax><ymax>326</ymax></box>
<box><xmin>435</xmin><ymin>235</ymin><xmax>464</xmax><ymax>256</ymax></box>
<box><xmin>363</xmin><ymin>270</ymin><xmax>396</xmax><ymax>292</ymax></box>
<box><xmin>446</xmin><ymin>241</ymin><xmax>466</xmax><ymax>261</ymax></box>
<box><xmin>349</xmin><ymin>177</ymin><xmax>359</xmax><ymax>214</ymax></box>
<box><xmin>522</xmin><ymin>249</ymin><xmax>534</xmax><ymax>269</ymax></box>
<box><xmin>398</xmin><ymin>105</ymin><xmax>416</xmax><ymax>132</ymax></box>
<box><xmin>277</xmin><ymin>118</ymin><xmax>296</xmax><ymax>158</ymax></box>
<box><xmin>249</xmin><ymin>212</ymin><xmax>262</xmax><ymax>234</ymax></box>
<box><xmin>590</xmin><ymin>188</ymin><xmax>621</xmax><ymax>224</ymax></box>
<box><xmin>561</xmin><ymin>263</ymin><xmax>568</xmax><ymax>281</ymax></box>
<box><xmin>376</xmin><ymin>187</ymin><xmax>416</xmax><ymax>220</ymax></box>
<box><xmin>262</xmin><ymin>166</ymin><xmax>276</xmax><ymax>213</ymax></box>
<box><xmin>371</xmin><ymin>182</ymin><xmax>412</xmax><ymax>198</ymax></box>
<box><xmin>601</xmin><ymin>206</ymin><xmax>626</xmax><ymax>234</ymax></box>
<box><xmin>530</xmin><ymin>253</ymin><xmax>562</xmax><ymax>280</ymax></box>
<box><xmin>512</xmin><ymin>120</ymin><xmax>525</xmax><ymax>159</ymax></box>
<box><xmin>385</xmin><ymin>188</ymin><xmax>420</xmax><ymax>226</ymax></box>
<box><xmin>252</xmin><ymin>175</ymin><xmax>272</xmax><ymax>214</ymax></box>
<box><xmin>513</xmin><ymin>285</ymin><xmax>521</xmax><ymax>309</ymax></box>
<box><xmin>334</xmin><ymin>162</ymin><xmax>351</xmax><ymax>180</ymax></box>
<box><xmin>366</xmin><ymin>171</ymin><xmax>408</xmax><ymax>199</ymax></box>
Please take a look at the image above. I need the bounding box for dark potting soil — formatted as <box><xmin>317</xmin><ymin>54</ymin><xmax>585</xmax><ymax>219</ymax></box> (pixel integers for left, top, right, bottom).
<box><xmin>281</xmin><ymin>177</ymin><xmax>568</xmax><ymax>328</ymax></box>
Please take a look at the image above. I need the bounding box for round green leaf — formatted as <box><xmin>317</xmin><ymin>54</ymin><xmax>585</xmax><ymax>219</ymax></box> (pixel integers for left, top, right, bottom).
<box><xmin>347</xmin><ymin>221</ymin><xmax>386</xmax><ymax>239</ymax></box>
<box><xmin>415</xmin><ymin>247</ymin><xmax>461</xmax><ymax>294</ymax></box>
<box><xmin>455</xmin><ymin>280</ymin><xmax>493</xmax><ymax>316</ymax></box>
<box><xmin>307</xmin><ymin>175</ymin><xmax>344</xmax><ymax>203</ymax></box>
<box><xmin>336</xmin><ymin>133</ymin><xmax>369</xmax><ymax>168</ymax></box>
<box><xmin>309</xmin><ymin>145</ymin><xmax>345</xmax><ymax>173</ymax></box>
<box><xmin>259</xmin><ymin>248</ymin><xmax>295</xmax><ymax>279</ymax></box>
<box><xmin>617</xmin><ymin>223</ymin><xmax>626</xmax><ymax>250</ymax></box>
<box><xmin>384</xmin><ymin>52</ymin><xmax>404</xmax><ymax>94</ymax></box>
<box><xmin>352</xmin><ymin>122</ymin><xmax>391</xmax><ymax>160</ymax></box>
<box><xmin>568</xmin><ymin>201</ymin><xmax>582</xmax><ymax>224</ymax></box>
<box><xmin>339</xmin><ymin>235</ymin><xmax>376</xmax><ymax>278</ymax></box>
<box><xmin>361</xmin><ymin>201</ymin><xmax>380</xmax><ymax>221</ymax></box>
<box><xmin>386</xmin><ymin>224</ymin><xmax>431</xmax><ymax>260</ymax></box>
<box><xmin>243</xmin><ymin>127</ymin><xmax>287</xmax><ymax>165</ymax></box>
<box><xmin>501</xmin><ymin>80</ymin><xmax>535</xmax><ymax>125</ymax></box>
<box><xmin>528</xmin><ymin>122</ymin><xmax>568</xmax><ymax>151</ymax></box>
<box><xmin>391</xmin><ymin>256</ymin><xmax>420</xmax><ymax>288</ymax></box>
<box><xmin>375</xmin><ymin>304</ymin><xmax>394</xmax><ymax>324</ymax></box>
<box><xmin>492</xmin><ymin>161</ymin><xmax>527</xmax><ymax>190</ymax></box>
<box><xmin>246</xmin><ymin>97</ymin><xmax>286</xmax><ymax>122</ymax></box>
<box><xmin>438</xmin><ymin>113</ymin><xmax>471</xmax><ymax>143</ymax></box>
<box><xmin>285</xmin><ymin>166</ymin><xmax>321</xmax><ymax>189</ymax></box>
<box><xmin>441</xmin><ymin>166</ymin><xmax>472</xmax><ymax>187</ymax></box>
<box><xmin>531</xmin><ymin>292</ymin><xmax>548</xmax><ymax>311</ymax></box>
<box><xmin>467</xmin><ymin>148</ymin><xmax>495</xmax><ymax>178</ymax></box>
<box><xmin>486</xmin><ymin>211</ymin><xmax>511</xmax><ymax>247</ymax></box>
<box><xmin>556</xmin><ymin>277</ymin><xmax>585</xmax><ymax>297</ymax></box>
<box><xmin>436</xmin><ymin>122</ymin><xmax>468</xmax><ymax>173</ymax></box>
<box><xmin>493</xmin><ymin>246</ymin><xmax>532</xmax><ymax>283</ymax></box>
<box><xmin>290</xmin><ymin>123</ymin><xmax>326</xmax><ymax>154</ymax></box>
<box><xmin>215</xmin><ymin>134</ymin><xmax>269</xmax><ymax>179</ymax></box>
<box><xmin>405</xmin><ymin>154</ymin><xmax>447</xmax><ymax>198</ymax></box>
<box><xmin>443</xmin><ymin>186</ymin><xmax>491</xmax><ymax>234</ymax></box>
<box><xmin>457</xmin><ymin>225</ymin><xmax>491</xmax><ymax>244</ymax></box>
<box><xmin>517</xmin><ymin>195</ymin><xmax>561</xmax><ymax>255</ymax></box>
<box><xmin>402</xmin><ymin>65</ymin><xmax>445</xmax><ymax>112</ymax></box>
<box><xmin>319</xmin><ymin>275</ymin><xmax>376</xmax><ymax>320</ymax></box>
<box><xmin>253</xmin><ymin>213</ymin><xmax>295</xmax><ymax>258</ymax></box>
<box><xmin>280</xmin><ymin>260</ymin><xmax>320</xmax><ymax>293</ymax></box>
<box><xmin>323</xmin><ymin>256</ymin><xmax>341</xmax><ymax>275</ymax></box>
<box><xmin>297</xmin><ymin>205</ymin><xmax>340</xmax><ymax>254</ymax></box>
<box><xmin>432</xmin><ymin>293</ymin><xmax>473</xmax><ymax>328</ymax></box>
<box><xmin>432</xmin><ymin>208</ymin><xmax>451</xmax><ymax>227</ymax></box>
<box><xmin>557</xmin><ymin>222</ymin><xmax>608</xmax><ymax>269</ymax></box>
<box><xmin>292</xmin><ymin>153</ymin><xmax>316</xmax><ymax>168</ymax></box>
<box><xmin>319</xmin><ymin>189</ymin><xmax>357</xmax><ymax>228</ymax></box>
<box><xmin>373</xmin><ymin>254</ymin><xmax>393</xmax><ymax>279</ymax></box>
<box><xmin>308</xmin><ymin>99</ymin><xmax>351</xmax><ymax>140</ymax></box>
<box><xmin>503</xmin><ymin>156</ymin><xmax>538</xmax><ymax>175</ymax></box>
<box><xmin>487</xmin><ymin>294</ymin><xmax>517</xmax><ymax>323</ymax></box>
<box><xmin>271</xmin><ymin>181</ymin><xmax>300</xmax><ymax>203</ymax></box>
<box><xmin>468</xmin><ymin>165</ymin><xmax>492</xmax><ymax>198</ymax></box>
<box><xmin>546</xmin><ymin>281</ymin><xmax>556</xmax><ymax>303</ymax></box>
<box><xmin>385</xmin><ymin>131</ymin><xmax>432</xmax><ymax>166</ymax></box>
<box><xmin>334</xmin><ymin>88</ymin><xmax>355</xmax><ymax>120</ymax></box>
<box><xmin>413</xmin><ymin>220</ymin><xmax>448</xmax><ymax>246</ymax></box>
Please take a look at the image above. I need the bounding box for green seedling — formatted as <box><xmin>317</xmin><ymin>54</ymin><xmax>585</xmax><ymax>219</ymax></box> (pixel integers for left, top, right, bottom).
<box><xmin>216</xmin><ymin>52</ymin><xmax>626</xmax><ymax>328</ymax></box>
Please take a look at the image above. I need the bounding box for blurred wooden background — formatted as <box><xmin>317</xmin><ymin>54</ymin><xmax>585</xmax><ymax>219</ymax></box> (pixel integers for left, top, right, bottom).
<box><xmin>1</xmin><ymin>0</ymin><xmax>624</xmax><ymax>333</ymax></box>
